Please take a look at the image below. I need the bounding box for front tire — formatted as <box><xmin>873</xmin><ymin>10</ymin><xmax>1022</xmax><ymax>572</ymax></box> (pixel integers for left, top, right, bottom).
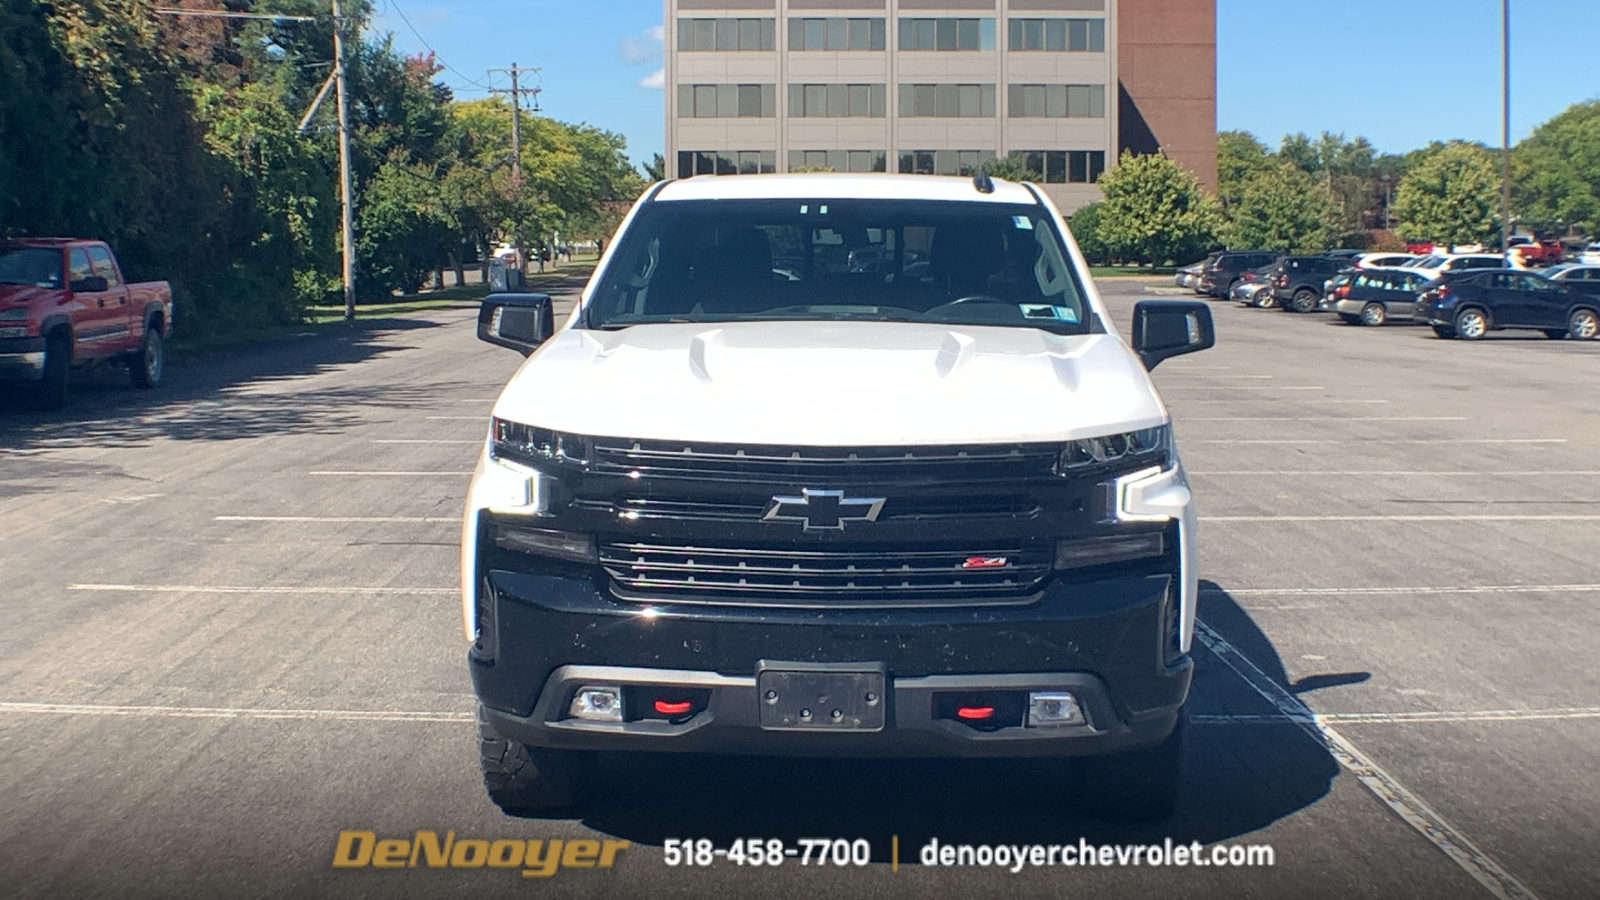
<box><xmin>34</xmin><ymin>330</ymin><xmax>70</xmax><ymax>410</ymax></box>
<box><xmin>1361</xmin><ymin>303</ymin><xmax>1388</xmax><ymax>327</ymax></box>
<box><xmin>1290</xmin><ymin>289</ymin><xmax>1318</xmax><ymax>313</ymax></box>
<box><xmin>478</xmin><ymin>706</ymin><xmax>588</xmax><ymax>814</ymax></box>
<box><xmin>1455</xmin><ymin>307</ymin><xmax>1489</xmax><ymax>340</ymax></box>
<box><xmin>1569</xmin><ymin>308</ymin><xmax>1599</xmax><ymax>340</ymax></box>
<box><xmin>130</xmin><ymin>326</ymin><xmax>163</xmax><ymax>389</ymax></box>
<box><xmin>1075</xmin><ymin>712</ymin><xmax>1185</xmax><ymax>822</ymax></box>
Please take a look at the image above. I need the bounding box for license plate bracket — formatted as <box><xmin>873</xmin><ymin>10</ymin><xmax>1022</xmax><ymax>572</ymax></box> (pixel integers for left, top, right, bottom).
<box><xmin>756</xmin><ymin>662</ymin><xmax>886</xmax><ymax>732</ymax></box>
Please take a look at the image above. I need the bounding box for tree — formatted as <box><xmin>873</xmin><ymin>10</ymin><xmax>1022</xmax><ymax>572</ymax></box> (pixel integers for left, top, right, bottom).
<box><xmin>983</xmin><ymin>155</ymin><xmax>1042</xmax><ymax>182</ymax></box>
<box><xmin>1392</xmin><ymin>142</ymin><xmax>1501</xmax><ymax>247</ymax></box>
<box><xmin>643</xmin><ymin>153</ymin><xmax>665</xmax><ymax>182</ymax></box>
<box><xmin>1067</xmin><ymin>202</ymin><xmax>1110</xmax><ymax>266</ymax></box>
<box><xmin>1225</xmin><ymin>164</ymin><xmax>1340</xmax><ymax>253</ymax></box>
<box><xmin>1095</xmin><ymin>151</ymin><xmax>1223</xmax><ymax>266</ymax></box>
<box><xmin>1217</xmin><ymin>131</ymin><xmax>1275</xmax><ymax>210</ymax></box>
<box><xmin>1512</xmin><ymin>101</ymin><xmax>1600</xmax><ymax>235</ymax></box>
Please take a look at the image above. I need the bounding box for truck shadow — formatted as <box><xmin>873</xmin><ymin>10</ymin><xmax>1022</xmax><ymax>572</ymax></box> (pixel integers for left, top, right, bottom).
<box><xmin>0</xmin><ymin>316</ymin><xmax>475</xmax><ymax>450</ymax></box>
<box><xmin>557</xmin><ymin>581</ymin><xmax>1341</xmax><ymax>854</ymax></box>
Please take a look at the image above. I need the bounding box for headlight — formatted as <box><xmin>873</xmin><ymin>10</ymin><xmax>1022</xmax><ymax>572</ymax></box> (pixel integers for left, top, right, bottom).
<box><xmin>491</xmin><ymin>418</ymin><xmax>591</xmax><ymax>468</ymax></box>
<box><xmin>1056</xmin><ymin>425</ymin><xmax>1171</xmax><ymax>473</ymax></box>
<box><xmin>0</xmin><ymin>309</ymin><xmax>28</xmax><ymax>321</ymax></box>
<box><xmin>0</xmin><ymin>327</ymin><xmax>26</xmax><ymax>339</ymax></box>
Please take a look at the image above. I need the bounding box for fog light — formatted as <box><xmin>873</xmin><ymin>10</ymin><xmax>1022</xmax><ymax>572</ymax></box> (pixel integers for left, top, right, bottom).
<box><xmin>1027</xmin><ymin>692</ymin><xmax>1086</xmax><ymax>727</ymax></box>
<box><xmin>495</xmin><ymin>526</ymin><xmax>595</xmax><ymax>563</ymax></box>
<box><xmin>568</xmin><ymin>685</ymin><xmax>624</xmax><ymax>722</ymax></box>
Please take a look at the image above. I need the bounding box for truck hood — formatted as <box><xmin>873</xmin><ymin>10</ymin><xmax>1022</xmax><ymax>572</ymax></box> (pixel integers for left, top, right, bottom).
<box><xmin>491</xmin><ymin>322</ymin><xmax>1167</xmax><ymax>446</ymax></box>
<box><xmin>0</xmin><ymin>284</ymin><xmax>60</xmax><ymax>311</ymax></box>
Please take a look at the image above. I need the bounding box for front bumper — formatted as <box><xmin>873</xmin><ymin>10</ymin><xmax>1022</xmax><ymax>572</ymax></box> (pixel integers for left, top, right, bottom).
<box><xmin>473</xmin><ymin>568</ymin><xmax>1191</xmax><ymax>758</ymax></box>
<box><xmin>0</xmin><ymin>337</ymin><xmax>45</xmax><ymax>380</ymax></box>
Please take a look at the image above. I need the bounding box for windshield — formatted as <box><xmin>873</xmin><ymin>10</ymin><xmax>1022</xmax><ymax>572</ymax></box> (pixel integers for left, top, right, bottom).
<box><xmin>584</xmin><ymin>199</ymin><xmax>1094</xmax><ymax>335</ymax></box>
<box><xmin>0</xmin><ymin>247</ymin><xmax>64</xmax><ymax>288</ymax></box>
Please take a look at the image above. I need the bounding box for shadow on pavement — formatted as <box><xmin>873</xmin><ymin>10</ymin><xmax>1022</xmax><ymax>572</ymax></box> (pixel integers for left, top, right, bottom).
<box><xmin>531</xmin><ymin>582</ymin><xmax>1339</xmax><ymax>857</ymax></box>
<box><xmin>0</xmin><ymin>316</ymin><xmax>468</xmax><ymax>451</ymax></box>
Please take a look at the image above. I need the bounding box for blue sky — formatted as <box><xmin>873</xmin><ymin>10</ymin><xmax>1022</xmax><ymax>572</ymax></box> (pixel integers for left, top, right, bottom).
<box><xmin>369</xmin><ymin>0</ymin><xmax>1600</xmax><ymax>169</ymax></box>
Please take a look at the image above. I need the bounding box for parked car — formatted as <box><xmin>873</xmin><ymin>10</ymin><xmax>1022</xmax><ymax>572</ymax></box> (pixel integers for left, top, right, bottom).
<box><xmin>492</xmin><ymin>243</ymin><xmax>521</xmax><ymax>266</ymax></box>
<box><xmin>1409</xmin><ymin>253</ymin><xmax>1513</xmax><ymax>282</ymax></box>
<box><xmin>1199</xmin><ymin>250</ymin><xmax>1279</xmax><ymax>298</ymax></box>
<box><xmin>1324</xmin><ymin>249</ymin><xmax>1365</xmax><ymax>262</ymax></box>
<box><xmin>1507</xmin><ymin>236</ymin><xmax>1564</xmax><ymax>266</ymax></box>
<box><xmin>1405</xmin><ymin>239</ymin><xmax>1436</xmax><ymax>255</ymax></box>
<box><xmin>1539</xmin><ymin>264</ymin><xmax>1600</xmax><ymax>297</ymax></box>
<box><xmin>1579</xmin><ymin>243</ymin><xmax>1600</xmax><ymax>266</ymax></box>
<box><xmin>1273</xmin><ymin>255</ymin><xmax>1348</xmax><ymax>312</ymax></box>
<box><xmin>1332</xmin><ymin>267</ymin><xmax>1432</xmax><ymax>326</ymax></box>
<box><xmin>1416</xmin><ymin>270</ymin><xmax>1600</xmax><ymax>340</ymax></box>
<box><xmin>1229</xmin><ymin>267</ymin><xmax>1276</xmax><ymax>307</ymax></box>
<box><xmin>0</xmin><ymin>238</ymin><xmax>173</xmax><ymax>409</ymax></box>
<box><xmin>1355</xmin><ymin>253</ymin><xmax>1418</xmax><ymax>269</ymax></box>
<box><xmin>462</xmin><ymin>173</ymin><xmax>1216</xmax><ymax>821</ymax></box>
<box><xmin>1175</xmin><ymin>254</ymin><xmax>1218</xmax><ymax>292</ymax></box>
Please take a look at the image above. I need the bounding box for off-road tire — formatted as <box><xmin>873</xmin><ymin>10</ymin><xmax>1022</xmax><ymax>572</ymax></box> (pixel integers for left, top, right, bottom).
<box><xmin>478</xmin><ymin>705</ymin><xmax>588</xmax><ymax>814</ymax></box>
<box><xmin>34</xmin><ymin>330</ymin><xmax>70</xmax><ymax>410</ymax></box>
<box><xmin>130</xmin><ymin>326</ymin><xmax>163</xmax><ymax>389</ymax></box>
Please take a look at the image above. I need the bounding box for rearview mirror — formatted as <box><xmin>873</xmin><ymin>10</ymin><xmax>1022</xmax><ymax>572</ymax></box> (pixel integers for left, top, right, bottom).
<box><xmin>1132</xmin><ymin>300</ymin><xmax>1216</xmax><ymax>370</ymax></box>
<box><xmin>478</xmin><ymin>293</ymin><xmax>554</xmax><ymax>356</ymax></box>
<box><xmin>71</xmin><ymin>276</ymin><xmax>109</xmax><ymax>293</ymax></box>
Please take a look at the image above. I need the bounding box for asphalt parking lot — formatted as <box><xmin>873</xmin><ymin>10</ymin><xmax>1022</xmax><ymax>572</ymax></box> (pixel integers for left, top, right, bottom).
<box><xmin>1</xmin><ymin>274</ymin><xmax>1596</xmax><ymax>900</ymax></box>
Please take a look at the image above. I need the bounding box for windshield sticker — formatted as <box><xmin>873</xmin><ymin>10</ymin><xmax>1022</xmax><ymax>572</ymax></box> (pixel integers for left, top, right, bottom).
<box><xmin>1013</xmin><ymin>216</ymin><xmax>1034</xmax><ymax>231</ymax></box>
<box><xmin>1020</xmin><ymin>305</ymin><xmax>1057</xmax><ymax>319</ymax></box>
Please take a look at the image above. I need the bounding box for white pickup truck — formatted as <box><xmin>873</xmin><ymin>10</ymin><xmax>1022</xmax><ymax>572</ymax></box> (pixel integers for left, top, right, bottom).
<box><xmin>461</xmin><ymin>173</ymin><xmax>1214</xmax><ymax>821</ymax></box>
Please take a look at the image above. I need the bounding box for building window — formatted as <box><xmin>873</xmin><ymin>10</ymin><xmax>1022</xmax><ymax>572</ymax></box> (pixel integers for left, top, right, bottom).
<box><xmin>898</xmin><ymin>18</ymin><xmax>996</xmax><ymax>51</ymax></box>
<box><xmin>898</xmin><ymin>150</ymin><xmax>996</xmax><ymax>176</ymax></box>
<box><xmin>1007</xmin><ymin>84</ymin><xmax>1106</xmax><ymax>119</ymax></box>
<box><xmin>788</xmin><ymin>150</ymin><xmax>888</xmax><ymax>173</ymax></box>
<box><xmin>1008</xmin><ymin>18</ymin><xmax>1105</xmax><ymax>52</ymax></box>
<box><xmin>898</xmin><ymin>84</ymin><xmax>997</xmax><ymax>118</ymax></box>
<box><xmin>677</xmin><ymin>84</ymin><xmax>777</xmax><ymax>118</ymax></box>
<box><xmin>677</xmin><ymin>150</ymin><xmax>778</xmax><ymax>178</ymax></box>
<box><xmin>1009</xmin><ymin>151</ymin><xmax>1106</xmax><ymax>183</ymax></box>
<box><xmin>788</xmin><ymin>84</ymin><xmax>887</xmax><ymax>118</ymax></box>
<box><xmin>787</xmin><ymin>17</ymin><xmax>886</xmax><ymax>51</ymax></box>
<box><xmin>677</xmin><ymin>18</ymin><xmax>776</xmax><ymax>52</ymax></box>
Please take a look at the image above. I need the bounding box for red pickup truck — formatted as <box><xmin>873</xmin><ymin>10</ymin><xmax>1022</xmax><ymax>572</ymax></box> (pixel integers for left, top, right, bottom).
<box><xmin>0</xmin><ymin>238</ymin><xmax>173</xmax><ymax>409</ymax></box>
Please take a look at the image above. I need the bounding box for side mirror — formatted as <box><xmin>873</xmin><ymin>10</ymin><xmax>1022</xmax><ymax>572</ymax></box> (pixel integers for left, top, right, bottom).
<box><xmin>71</xmin><ymin>276</ymin><xmax>109</xmax><ymax>293</ymax></box>
<box><xmin>1132</xmin><ymin>300</ymin><xmax>1216</xmax><ymax>371</ymax></box>
<box><xmin>478</xmin><ymin>293</ymin><xmax>554</xmax><ymax>356</ymax></box>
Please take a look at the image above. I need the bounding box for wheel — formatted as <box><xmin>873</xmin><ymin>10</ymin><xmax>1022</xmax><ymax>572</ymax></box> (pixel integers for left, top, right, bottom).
<box><xmin>1454</xmin><ymin>307</ymin><xmax>1489</xmax><ymax>340</ymax></box>
<box><xmin>33</xmin><ymin>330</ymin><xmax>70</xmax><ymax>410</ymax></box>
<box><xmin>129</xmin><ymin>326</ymin><xmax>163</xmax><ymax>389</ymax></box>
<box><xmin>1290</xmin><ymin>289</ymin><xmax>1318</xmax><ymax>313</ymax></box>
<box><xmin>1543</xmin><ymin>329</ymin><xmax>1569</xmax><ymax>340</ymax></box>
<box><xmin>1339</xmin><ymin>313</ymin><xmax>1361</xmax><ymax>325</ymax></box>
<box><xmin>1432</xmin><ymin>325</ymin><xmax>1457</xmax><ymax>339</ymax></box>
<box><xmin>1569</xmin><ymin>308</ymin><xmax>1599</xmax><ymax>340</ymax></box>
<box><xmin>1075</xmin><ymin>712</ymin><xmax>1185</xmax><ymax>822</ymax></box>
<box><xmin>478</xmin><ymin>705</ymin><xmax>588</xmax><ymax>813</ymax></box>
<box><xmin>1360</xmin><ymin>303</ymin><xmax>1388</xmax><ymax>327</ymax></box>
<box><xmin>1253</xmin><ymin>289</ymin><xmax>1277</xmax><ymax>309</ymax></box>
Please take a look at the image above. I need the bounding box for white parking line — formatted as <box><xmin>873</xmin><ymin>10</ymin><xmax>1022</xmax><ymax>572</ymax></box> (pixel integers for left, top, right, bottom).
<box><xmin>1193</xmin><ymin>707</ymin><xmax>1600</xmax><ymax>726</ymax></box>
<box><xmin>1203</xmin><ymin>584</ymin><xmax>1600</xmax><ymax>597</ymax></box>
<box><xmin>1190</xmin><ymin>470</ymin><xmax>1600</xmax><ymax>477</ymax></box>
<box><xmin>424</xmin><ymin>416</ymin><xmax>487</xmax><ymax>421</ymax></box>
<box><xmin>68</xmin><ymin>584</ymin><xmax>456</xmax><ymax>595</ymax></box>
<box><xmin>0</xmin><ymin>702</ymin><xmax>472</xmax><ymax>723</ymax></box>
<box><xmin>1161</xmin><ymin>386</ymin><xmax>1326</xmax><ymax>391</ymax></box>
<box><xmin>213</xmin><ymin>516</ymin><xmax>457</xmax><ymax>523</ymax></box>
<box><xmin>1186</xmin><ymin>439</ymin><xmax>1566</xmax><ymax>445</ymax></box>
<box><xmin>1202</xmin><ymin>515</ymin><xmax>1600</xmax><ymax>523</ymax></box>
<box><xmin>308</xmin><ymin>471</ymin><xmax>471</xmax><ymax>477</ymax></box>
<box><xmin>1196</xmin><ymin>621</ymin><xmax>1542</xmax><ymax>900</ymax></box>
<box><xmin>372</xmin><ymin>440</ymin><xmax>480</xmax><ymax>445</ymax></box>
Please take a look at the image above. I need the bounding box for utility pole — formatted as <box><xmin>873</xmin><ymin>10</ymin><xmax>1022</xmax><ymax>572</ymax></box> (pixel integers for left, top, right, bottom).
<box><xmin>488</xmin><ymin>65</ymin><xmax>542</xmax><ymax>276</ymax></box>
<box><xmin>333</xmin><ymin>0</ymin><xmax>357</xmax><ymax>319</ymax></box>
<box><xmin>1501</xmin><ymin>0</ymin><xmax>1513</xmax><ymax>255</ymax></box>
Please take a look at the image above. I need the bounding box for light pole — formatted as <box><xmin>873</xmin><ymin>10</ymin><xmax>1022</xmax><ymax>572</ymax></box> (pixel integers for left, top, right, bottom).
<box><xmin>1501</xmin><ymin>0</ymin><xmax>1513</xmax><ymax>253</ymax></box>
<box><xmin>1380</xmin><ymin>173</ymin><xmax>1391</xmax><ymax>230</ymax></box>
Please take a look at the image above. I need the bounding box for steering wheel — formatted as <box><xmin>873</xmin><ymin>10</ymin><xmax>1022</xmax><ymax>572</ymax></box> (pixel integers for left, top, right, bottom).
<box><xmin>945</xmin><ymin>294</ymin><xmax>1009</xmax><ymax>306</ymax></box>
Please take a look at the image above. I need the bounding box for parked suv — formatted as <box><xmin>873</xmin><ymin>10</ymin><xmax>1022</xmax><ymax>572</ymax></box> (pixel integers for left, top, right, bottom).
<box><xmin>1417</xmin><ymin>270</ymin><xmax>1599</xmax><ymax>340</ymax></box>
<box><xmin>461</xmin><ymin>174</ymin><xmax>1215</xmax><ymax>822</ymax></box>
<box><xmin>1273</xmin><ymin>255</ymin><xmax>1348</xmax><ymax>312</ymax></box>
<box><xmin>1199</xmin><ymin>250</ymin><xmax>1279</xmax><ymax>298</ymax></box>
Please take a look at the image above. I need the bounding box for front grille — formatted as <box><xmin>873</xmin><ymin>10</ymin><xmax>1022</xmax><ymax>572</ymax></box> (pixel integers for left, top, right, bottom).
<box><xmin>600</xmin><ymin>541</ymin><xmax>1053</xmax><ymax>608</ymax></box>
<box><xmin>590</xmin><ymin>437</ymin><xmax>1061</xmax><ymax>484</ymax></box>
<box><xmin>572</xmin><ymin>493</ymin><xmax>1042</xmax><ymax>524</ymax></box>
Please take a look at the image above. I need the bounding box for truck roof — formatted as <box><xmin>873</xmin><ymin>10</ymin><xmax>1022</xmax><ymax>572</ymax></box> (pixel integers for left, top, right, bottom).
<box><xmin>653</xmin><ymin>173</ymin><xmax>1041</xmax><ymax>206</ymax></box>
<box><xmin>0</xmin><ymin>237</ymin><xmax>88</xmax><ymax>247</ymax></box>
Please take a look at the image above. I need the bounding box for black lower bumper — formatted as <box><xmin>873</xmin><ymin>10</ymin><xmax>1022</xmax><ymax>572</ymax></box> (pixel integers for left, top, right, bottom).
<box><xmin>0</xmin><ymin>336</ymin><xmax>46</xmax><ymax>380</ymax></box>
<box><xmin>471</xmin><ymin>568</ymin><xmax>1191</xmax><ymax>759</ymax></box>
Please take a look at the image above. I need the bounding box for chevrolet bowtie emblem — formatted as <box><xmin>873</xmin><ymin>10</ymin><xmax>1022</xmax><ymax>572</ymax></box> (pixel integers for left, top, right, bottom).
<box><xmin>762</xmin><ymin>489</ymin><xmax>886</xmax><ymax>532</ymax></box>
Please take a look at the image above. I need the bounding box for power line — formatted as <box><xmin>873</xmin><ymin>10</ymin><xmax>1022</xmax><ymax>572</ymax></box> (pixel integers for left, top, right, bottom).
<box><xmin>385</xmin><ymin>0</ymin><xmax>490</xmax><ymax>90</ymax></box>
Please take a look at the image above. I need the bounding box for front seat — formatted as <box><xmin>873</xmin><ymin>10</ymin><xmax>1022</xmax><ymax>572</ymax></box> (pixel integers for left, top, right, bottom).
<box><xmin>926</xmin><ymin>222</ymin><xmax>1008</xmax><ymax>303</ymax></box>
<box><xmin>692</xmin><ymin>228</ymin><xmax>775</xmax><ymax>315</ymax></box>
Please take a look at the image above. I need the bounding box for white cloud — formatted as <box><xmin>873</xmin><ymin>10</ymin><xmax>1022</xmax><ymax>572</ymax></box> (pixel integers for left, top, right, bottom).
<box><xmin>620</xmin><ymin>24</ymin><xmax>665</xmax><ymax>66</ymax></box>
<box><xmin>637</xmin><ymin>68</ymin><xmax>665</xmax><ymax>90</ymax></box>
